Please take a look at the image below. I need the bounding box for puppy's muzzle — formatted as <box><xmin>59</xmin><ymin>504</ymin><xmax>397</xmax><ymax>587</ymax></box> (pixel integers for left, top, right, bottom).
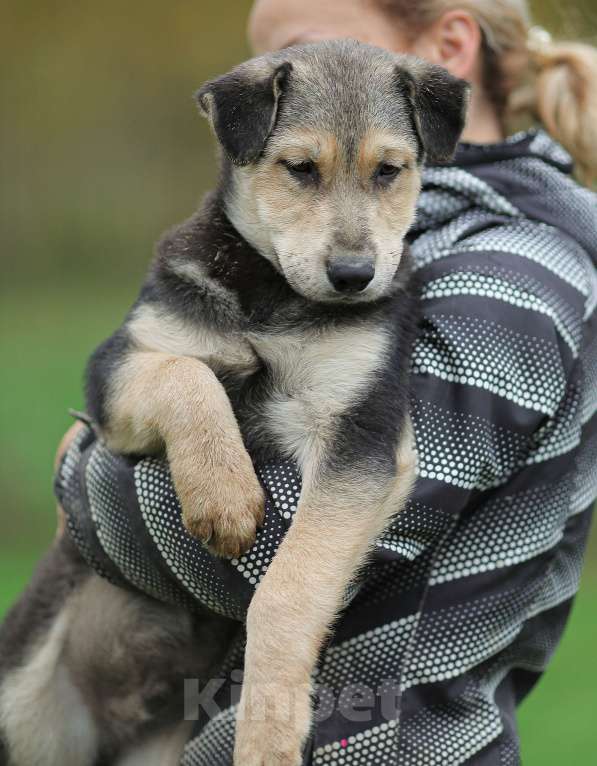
<box><xmin>327</xmin><ymin>258</ymin><xmax>375</xmax><ymax>294</ymax></box>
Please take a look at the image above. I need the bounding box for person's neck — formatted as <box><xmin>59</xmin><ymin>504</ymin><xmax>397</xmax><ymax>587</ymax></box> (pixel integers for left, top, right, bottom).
<box><xmin>460</xmin><ymin>88</ymin><xmax>504</xmax><ymax>145</ymax></box>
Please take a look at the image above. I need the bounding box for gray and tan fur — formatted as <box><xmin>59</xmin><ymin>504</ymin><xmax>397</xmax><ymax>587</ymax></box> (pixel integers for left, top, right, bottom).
<box><xmin>0</xmin><ymin>40</ymin><xmax>468</xmax><ymax>766</ymax></box>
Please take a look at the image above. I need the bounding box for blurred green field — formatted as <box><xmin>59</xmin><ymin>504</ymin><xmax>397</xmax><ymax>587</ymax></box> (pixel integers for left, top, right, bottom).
<box><xmin>1</xmin><ymin>0</ymin><xmax>595</xmax><ymax>763</ymax></box>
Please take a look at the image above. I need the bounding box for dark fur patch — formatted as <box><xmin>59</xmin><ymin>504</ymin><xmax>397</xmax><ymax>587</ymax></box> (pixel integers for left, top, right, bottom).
<box><xmin>85</xmin><ymin>328</ymin><xmax>132</xmax><ymax>429</ymax></box>
<box><xmin>153</xmin><ymin>193</ymin><xmax>294</xmax><ymax>327</ymax></box>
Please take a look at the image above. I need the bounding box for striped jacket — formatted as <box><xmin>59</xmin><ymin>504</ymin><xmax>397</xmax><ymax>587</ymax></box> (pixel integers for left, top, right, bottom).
<box><xmin>57</xmin><ymin>129</ymin><xmax>597</xmax><ymax>765</ymax></box>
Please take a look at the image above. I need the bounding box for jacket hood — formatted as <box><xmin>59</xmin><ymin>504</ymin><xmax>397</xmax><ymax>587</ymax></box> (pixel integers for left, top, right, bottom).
<box><xmin>414</xmin><ymin>129</ymin><xmax>597</xmax><ymax>268</ymax></box>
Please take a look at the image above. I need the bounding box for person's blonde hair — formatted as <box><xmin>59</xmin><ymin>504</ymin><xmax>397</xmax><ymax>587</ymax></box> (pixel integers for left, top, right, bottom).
<box><xmin>377</xmin><ymin>0</ymin><xmax>597</xmax><ymax>184</ymax></box>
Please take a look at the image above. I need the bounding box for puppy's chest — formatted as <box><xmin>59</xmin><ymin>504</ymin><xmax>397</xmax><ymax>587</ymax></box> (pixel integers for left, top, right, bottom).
<box><xmin>240</xmin><ymin>323</ymin><xmax>391</xmax><ymax>463</ymax></box>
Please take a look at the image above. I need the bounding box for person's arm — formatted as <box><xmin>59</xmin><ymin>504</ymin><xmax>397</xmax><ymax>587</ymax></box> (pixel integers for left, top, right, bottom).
<box><xmin>53</xmin><ymin>226</ymin><xmax>585</xmax><ymax>617</ymax></box>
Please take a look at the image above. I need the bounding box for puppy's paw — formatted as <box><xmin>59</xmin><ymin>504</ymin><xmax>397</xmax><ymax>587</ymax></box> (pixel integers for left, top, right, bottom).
<box><xmin>234</xmin><ymin>682</ymin><xmax>311</xmax><ymax>766</ymax></box>
<box><xmin>171</xmin><ymin>444</ymin><xmax>265</xmax><ymax>557</ymax></box>
<box><xmin>185</xmin><ymin>475</ymin><xmax>265</xmax><ymax>558</ymax></box>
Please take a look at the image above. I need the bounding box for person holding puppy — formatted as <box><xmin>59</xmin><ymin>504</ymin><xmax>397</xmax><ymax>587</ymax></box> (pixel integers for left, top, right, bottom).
<box><xmin>5</xmin><ymin>1</ymin><xmax>596</xmax><ymax>764</ymax></box>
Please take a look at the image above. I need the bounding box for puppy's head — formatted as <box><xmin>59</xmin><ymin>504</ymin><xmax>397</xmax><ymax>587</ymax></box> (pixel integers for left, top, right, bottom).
<box><xmin>197</xmin><ymin>40</ymin><xmax>469</xmax><ymax>304</ymax></box>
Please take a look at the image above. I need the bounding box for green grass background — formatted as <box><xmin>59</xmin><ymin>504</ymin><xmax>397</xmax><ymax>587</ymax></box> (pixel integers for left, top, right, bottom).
<box><xmin>1</xmin><ymin>1</ymin><xmax>595</xmax><ymax>762</ymax></box>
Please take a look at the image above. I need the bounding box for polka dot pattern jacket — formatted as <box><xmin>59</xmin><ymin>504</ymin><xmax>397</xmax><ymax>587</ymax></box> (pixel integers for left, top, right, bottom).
<box><xmin>56</xmin><ymin>129</ymin><xmax>597</xmax><ymax>766</ymax></box>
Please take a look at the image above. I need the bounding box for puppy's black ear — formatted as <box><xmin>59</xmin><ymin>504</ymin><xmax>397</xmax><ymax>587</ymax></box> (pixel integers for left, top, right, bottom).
<box><xmin>196</xmin><ymin>61</ymin><xmax>292</xmax><ymax>166</ymax></box>
<box><xmin>396</xmin><ymin>58</ymin><xmax>470</xmax><ymax>163</ymax></box>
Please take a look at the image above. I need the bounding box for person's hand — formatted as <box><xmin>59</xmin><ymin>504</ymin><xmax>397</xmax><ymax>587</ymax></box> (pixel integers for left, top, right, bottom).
<box><xmin>53</xmin><ymin>420</ymin><xmax>86</xmax><ymax>538</ymax></box>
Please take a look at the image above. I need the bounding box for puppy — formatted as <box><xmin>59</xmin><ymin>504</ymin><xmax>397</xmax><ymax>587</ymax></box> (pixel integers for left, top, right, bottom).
<box><xmin>0</xmin><ymin>40</ymin><xmax>468</xmax><ymax>766</ymax></box>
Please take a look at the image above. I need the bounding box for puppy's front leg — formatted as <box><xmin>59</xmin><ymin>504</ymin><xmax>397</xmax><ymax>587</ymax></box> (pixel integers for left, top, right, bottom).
<box><xmin>95</xmin><ymin>351</ymin><xmax>264</xmax><ymax>557</ymax></box>
<box><xmin>234</xmin><ymin>430</ymin><xmax>416</xmax><ymax>766</ymax></box>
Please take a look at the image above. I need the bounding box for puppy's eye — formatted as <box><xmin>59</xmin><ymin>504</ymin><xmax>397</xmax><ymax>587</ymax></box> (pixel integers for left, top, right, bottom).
<box><xmin>282</xmin><ymin>160</ymin><xmax>319</xmax><ymax>183</ymax></box>
<box><xmin>375</xmin><ymin>163</ymin><xmax>401</xmax><ymax>185</ymax></box>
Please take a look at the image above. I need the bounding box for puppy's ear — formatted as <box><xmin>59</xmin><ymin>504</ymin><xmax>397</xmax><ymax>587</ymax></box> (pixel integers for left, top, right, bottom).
<box><xmin>396</xmin><ymin>58</ymin><xmax>470</xmax><ymax>163</ymax></box>
<box><xmin>196</xmin><ymin>60</ymin><xmax>293</xmax><ymax>166</ymax></box>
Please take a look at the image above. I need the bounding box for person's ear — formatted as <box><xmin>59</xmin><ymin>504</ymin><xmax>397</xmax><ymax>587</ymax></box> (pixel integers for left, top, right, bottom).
<box><xmin>196</xmin><ymin>60</ymin><xmax>292</xmax><ymax>165</ymax></box>
<box><xmin>396</xmin><ymin>57</ymin><xmax>471</xmax><ymax>162</ymax></box>
<box><xmin>410</xmin><ymin>10</ymin><xmax>482</xmax><ymax>82</ymax></box>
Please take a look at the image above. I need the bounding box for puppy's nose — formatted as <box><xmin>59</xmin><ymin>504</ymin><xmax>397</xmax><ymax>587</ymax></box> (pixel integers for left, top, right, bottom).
<box><xmin>327</xmin><ymin>258</ymin><xmax>375</xmax><ymax>293</ymax></box>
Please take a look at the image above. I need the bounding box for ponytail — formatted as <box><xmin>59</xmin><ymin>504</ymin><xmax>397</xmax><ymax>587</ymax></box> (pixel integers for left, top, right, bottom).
<box><xmin>527</xmin><ymin>38</ymin><xmax>597</xmax><ymax>184</ymax></box>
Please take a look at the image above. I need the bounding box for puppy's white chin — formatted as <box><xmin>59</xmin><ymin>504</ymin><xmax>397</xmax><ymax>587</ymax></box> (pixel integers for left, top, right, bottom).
<box><xmin>296</xmin><ymin>285</ymin><xmax>383</xmax><ymax>306</ymax></box>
